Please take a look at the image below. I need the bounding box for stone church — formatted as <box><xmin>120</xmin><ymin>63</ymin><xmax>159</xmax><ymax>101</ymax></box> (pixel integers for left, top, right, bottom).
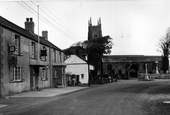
<box><xmin>87</xmin><ymin>17</ymin><xmax>162</xmax><ymax>79</ymax></box>
<box><xmin>88</xmin><ymin>17</ymin><xmax>102</xmax><ymax>40</ymax></box>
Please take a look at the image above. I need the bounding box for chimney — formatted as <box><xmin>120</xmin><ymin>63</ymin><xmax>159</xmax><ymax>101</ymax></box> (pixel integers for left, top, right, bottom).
<box><xmin>42</xmin><ymin>31</ymin><xmax>48</xmax><ymax>40</ymax></box>
<box><xmin>25</xmin><ymin>18</ymin><xmax>34</xmax><ymax>33</ymax></box>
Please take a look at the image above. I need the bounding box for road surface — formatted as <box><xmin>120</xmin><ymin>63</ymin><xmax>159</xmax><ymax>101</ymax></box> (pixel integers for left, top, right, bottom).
<box><xmin>1</xmin><ymin>79</ymin><xmax>170</xmax><ymax>115</ymax></box>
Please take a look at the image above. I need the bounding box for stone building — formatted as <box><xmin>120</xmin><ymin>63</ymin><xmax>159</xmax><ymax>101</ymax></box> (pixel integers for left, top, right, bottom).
<box><xmin>0</xmin><ymin>16</ymin><xmax>66</xmax><ymax>97</ymax></box>
<box><xmin>102</xmin><ymin>55</ymin><xmax>162</xmax><ymax>79</ymax></box>
<box><xmin>88</xmin><ymin>17</ymin><xmax>102</xmax><ymax>40</ymax></box>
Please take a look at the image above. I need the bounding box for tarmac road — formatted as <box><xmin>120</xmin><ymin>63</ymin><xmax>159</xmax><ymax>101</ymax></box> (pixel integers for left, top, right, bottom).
<box><xmin>1</xmin><ymin>79</ymin><xmax>170</xmax><ymax>115</ymax></box>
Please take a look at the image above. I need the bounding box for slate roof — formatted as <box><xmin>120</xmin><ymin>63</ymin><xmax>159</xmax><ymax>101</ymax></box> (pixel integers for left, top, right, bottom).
<box><xmin>0</xmin><ymin>16</ymin><xmax>62</xmax><ymax>52</ymax></box>
<box><xmin>103</xmin><ymin>55</ymin><xmax>162</xmax><ymax>63</ymax></box>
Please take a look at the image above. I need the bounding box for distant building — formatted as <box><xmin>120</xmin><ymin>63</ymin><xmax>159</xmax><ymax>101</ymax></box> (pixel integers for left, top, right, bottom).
<box><xmin>0</xmin><ymin>16</ymin><xmax>66</xmax><ymax>97</ymax></box>
<box><xmin>65</xmin><ymin>55</ymin><xmax>94</xmax><ymax>85</ymax></box>
<box><xmin>102</xmin><ymin>55</ymin><xmax>162</xmax><ymax>79</ymax></box>
<box><xmin>88</xmin><ymin>17</ymin><xmax>102</xmax><ymax>40</ymax></box>
<box><xmin>87</xmin><ymin>17</ymin><xmax>103</xmax><ymax>75</ymax></box>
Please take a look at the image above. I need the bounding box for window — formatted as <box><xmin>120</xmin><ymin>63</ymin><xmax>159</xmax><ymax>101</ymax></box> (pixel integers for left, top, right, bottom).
<box><xmin>12</xmin><ymin>34</ymin><xmax>23</xmax><ymax>55</ymax></box>
<box><xmin>30</xmin><ymin>41</ymin><xmax>36</xmax><ymax>59</ymax></box>
<box><xmin>81</xmin><ymin>74</ymin><xmax>84</xmax><ymax>79</ymax></box>
<box><xmin>13</xmin><ymin>66</ymin><xmax>22</xmax><ymax>81</ymax></box>
<box><xmin>53</xmin><ymin>49</ymin><xmax>56</xmax><ymax>62</ymax></box>
<box><xmin>54</xmin><ymin>69</ymin><xmax>58</xmax><ymax>78</ymax></box>
<box><xmin>59</xmin><ymin>52</ymin><xmax>62</xmax><ymax>63</ymax></box>
<box><xmin>40</xmin><ymin>45</ymin><xmax>47</xmax><ymax>61</ymax></box>
<box><xmin>41</xmin><ymin>67</ymin><xmax>48</xmax><ymax>81</ymax></box>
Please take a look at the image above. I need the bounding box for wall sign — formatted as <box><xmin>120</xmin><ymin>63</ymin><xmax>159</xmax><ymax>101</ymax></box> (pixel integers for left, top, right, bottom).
<box><xmin>9</xmin><ymin>56</ymin><xmax>17</xmax><ymax>67</ymax></box>
<box><xmin>9</xmin><ymin>45</ymin><xmax>16</xmax><ymax>52</ymax></box>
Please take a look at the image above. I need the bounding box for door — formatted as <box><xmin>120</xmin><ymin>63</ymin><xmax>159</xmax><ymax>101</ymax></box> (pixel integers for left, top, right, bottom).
<box><xmin>30</xmin><ymin>66</ymin><xmax>39</xmax><ymax>90</ymax></box>
<box><xmin>30</xmin><ymin>67</ymin><xmax>35</xmax><ymax>91</ymax></box>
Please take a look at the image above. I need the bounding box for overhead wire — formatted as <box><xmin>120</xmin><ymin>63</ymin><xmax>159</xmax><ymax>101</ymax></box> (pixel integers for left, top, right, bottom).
<box><xmin>19</xmin><ymin>0</ymin><xmax>79</xmax><ymax>41</ymax></box>
<box><xmin>59</xmin><ymin>0</ymin><xmax>88</xmax><ymax>19</ymax></box>
<box><xmin>30</xmin><ymin>0</ymin><xmax>83</xmax><ymax>41</ymax></box>
<box><xmin>36</xmin><ymin>0</ymin><xmax>86</xmax><ymax>40</ymax></box>
<box><xmin>16</xmin><ymin>0</ymin><xmax>37</xmax><ymax>16</ymax></box>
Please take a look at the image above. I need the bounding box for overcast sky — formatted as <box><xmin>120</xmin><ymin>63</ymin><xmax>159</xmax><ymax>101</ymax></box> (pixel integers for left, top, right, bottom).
<box><xmin>1</xmin><ymin>0</ymin><xmax>170</xmax><ymax>56</ymax></box>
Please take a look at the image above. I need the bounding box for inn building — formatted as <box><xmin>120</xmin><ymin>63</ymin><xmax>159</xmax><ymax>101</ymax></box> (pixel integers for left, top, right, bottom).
<box><xmin>0</xmin><ymin>16</ymin><xmax>66</xmax><ymax>97</ymax></box>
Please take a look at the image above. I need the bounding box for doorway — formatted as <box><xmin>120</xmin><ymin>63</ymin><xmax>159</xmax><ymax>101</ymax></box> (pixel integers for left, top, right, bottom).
<box><xmin>30</xmin><ymin>66</ymin><xmax>39</xmax><ymax>91</ymax></box>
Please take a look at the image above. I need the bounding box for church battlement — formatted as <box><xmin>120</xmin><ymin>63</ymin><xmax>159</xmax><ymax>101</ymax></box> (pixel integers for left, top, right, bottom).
<box><xmin>88</xmin><ymin>17</ymin><xmax>102</xmax><ymax>40</ymax></box>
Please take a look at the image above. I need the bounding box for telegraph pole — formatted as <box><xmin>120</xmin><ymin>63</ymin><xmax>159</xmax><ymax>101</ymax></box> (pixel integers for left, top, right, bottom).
<box><xmin>88</xmin><ymin>44</ymin><xmax>90</xmax><ymax>87</ymax></box>
<box><xmin>37</xmin><ymin>5</ymin><xmax>40</xmax><ymax>61</ymax></box>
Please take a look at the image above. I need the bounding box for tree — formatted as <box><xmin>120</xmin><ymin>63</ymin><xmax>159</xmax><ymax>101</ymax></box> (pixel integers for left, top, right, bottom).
<box><xmin>83</xmin><ymin>35</ymin><xmax>113</xmax><ymax>76</ymax></box>
<box><xmin>157</xmin><ymin>28</ymin><xmax>170</xmax><ymax>73</ymax></box>
<box><xmin>63</xmin><ymin>36</ymin><xmax>113</xmax><ymax>77</ymax></box>
<box><xmin>63</xmin><ymin>43</ymin><xmax>86</xmax><ymax>60</ymax></box>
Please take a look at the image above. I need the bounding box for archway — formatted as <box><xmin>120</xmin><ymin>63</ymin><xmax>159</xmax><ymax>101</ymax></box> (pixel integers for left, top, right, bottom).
<box><xmin>125</xmin><ymin>63</ymin><xmax>139</xmax><ymax>79</ymax></box>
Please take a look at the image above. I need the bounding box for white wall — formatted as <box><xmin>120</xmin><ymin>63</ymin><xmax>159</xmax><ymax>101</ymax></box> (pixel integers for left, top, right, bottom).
<box><xmin>65</xmin><ymin>64</ymin><xmax>89</xmax><ymax>84</ymax></box>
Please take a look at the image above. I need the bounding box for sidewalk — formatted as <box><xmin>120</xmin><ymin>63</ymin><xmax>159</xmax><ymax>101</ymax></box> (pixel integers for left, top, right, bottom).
<box><xmin>7</xmin><ymin>86</ymin><xmax>88</xmax><ymax>98</ymax></box>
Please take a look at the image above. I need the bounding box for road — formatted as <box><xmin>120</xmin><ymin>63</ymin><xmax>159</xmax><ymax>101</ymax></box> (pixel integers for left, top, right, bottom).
<box><xmin>1</xmin><ymin>79</ymin><xmax>170</xmax><ymax>115</ymax></box>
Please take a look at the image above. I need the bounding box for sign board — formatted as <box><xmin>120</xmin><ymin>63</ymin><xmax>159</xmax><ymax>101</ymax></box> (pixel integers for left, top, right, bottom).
<box><xmin>9</xmin><ymin>45</ymin><xmax>16</xmax><ymax>52</ymax></box>
<box><xmin>9</xmin><ymin>56</ymin><xmax>17</xmax><ymax>66</ymax></box>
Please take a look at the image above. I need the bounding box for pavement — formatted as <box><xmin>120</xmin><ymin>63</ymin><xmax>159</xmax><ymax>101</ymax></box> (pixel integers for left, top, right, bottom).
<box><xmin>6</xmin><ymin>86</ymin><xmax>88</xmax><ymax>98</ymax></box>
<box><xmin>0</xmin><ymin>86</ymin><xmax>89</xmax><ymax>109</ymax></box>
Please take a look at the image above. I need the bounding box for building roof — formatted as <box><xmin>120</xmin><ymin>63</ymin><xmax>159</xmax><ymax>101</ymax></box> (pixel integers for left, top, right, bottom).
<box><xmin>103</xmin><ymin>55</ymin><xmax>162</xmax><ymax>63</ymax></box>
<box><xmin>0</xmin><ymin>16</ymin><xmax>62</xmax><ymax>52</ymax></box>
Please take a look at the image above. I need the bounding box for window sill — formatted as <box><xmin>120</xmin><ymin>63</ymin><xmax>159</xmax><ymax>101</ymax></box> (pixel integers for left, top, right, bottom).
<box><xmin>41</xmin><ymin>78</ymin><xmax>48</xmax><ymax>81</ymax></box>
<box><xmin>10</xmin><ymin>79</ymin><xmax>25</xmax><ymax>83</ymax></box>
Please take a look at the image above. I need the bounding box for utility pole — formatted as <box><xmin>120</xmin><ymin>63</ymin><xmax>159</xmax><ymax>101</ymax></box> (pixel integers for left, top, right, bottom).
<box><xmin>37</xmin><ymin>5</ymin><xmax>40</xmax><ymax>61</ymax></box>
<box><xmin>88</xmin><ymin>43</ymin><xmax>90</xmax><ymax>87</ymax></box>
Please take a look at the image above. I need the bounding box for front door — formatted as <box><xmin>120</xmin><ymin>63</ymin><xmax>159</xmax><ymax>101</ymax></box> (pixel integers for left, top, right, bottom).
<box><xmin>30</xmin><ymin>66</ymin><xmax>39</xmax><ymax>90</ymax></box>
<box><xmin>30</xmin><ymin>67</ymin><xmax>35</xmax><ymax>91</ymax></box>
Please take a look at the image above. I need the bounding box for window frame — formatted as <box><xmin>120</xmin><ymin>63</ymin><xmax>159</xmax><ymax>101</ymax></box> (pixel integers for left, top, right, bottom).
<box><xmin>12</xmin><ymin>34</ymin><xmax>23</xmax><ymax>56</ymax></box>
<box><xmin>41</xmin><ymin>67</ymin><xmax>48</xmax><ymax>81</ymax></box>
<box><xmin>40</xmin><ymin>45</ymin><xmax>47</xmax><ymax>61</ymax></box>
<box><xmin>53</xmin><ymin>49</ymin><xmax>56</xmax><ymax>62</ymax></box>
<box><xmin>30</xmin><ymin>41</ymin><xmax>36</xmax><ymax>59</ymax></box>
<box><xmin>54</xmin><ymin>69</ymin><xmax>58</xmax><ymax>78</ymax></box>
<box><xmin>81</xmin><ymin>74</ymin><xmax>84</xmax><ymax>79</ymax></box>
<box><xmin>13</xmin><ymin>66</ymin><xmax>22</xmax><ymax>82</ymax></box>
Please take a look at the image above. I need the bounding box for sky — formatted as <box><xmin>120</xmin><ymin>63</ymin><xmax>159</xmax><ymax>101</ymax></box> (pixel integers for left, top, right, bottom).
<box><xmin>1</xmin><ymin>0</ymin><xmax>170</xmax><ymax>56</ymax></box>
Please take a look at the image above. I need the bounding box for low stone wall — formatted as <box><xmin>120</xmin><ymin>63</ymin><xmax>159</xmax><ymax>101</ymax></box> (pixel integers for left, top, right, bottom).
<box><xmin>154</xmin><ymin>74</ymin><xmax>170</xmax><ymax>79</ymax></box>
<box><xmin>139</xmin><ymin>73</ymin><xmax>170</xmax><ymax>79</ymax></box>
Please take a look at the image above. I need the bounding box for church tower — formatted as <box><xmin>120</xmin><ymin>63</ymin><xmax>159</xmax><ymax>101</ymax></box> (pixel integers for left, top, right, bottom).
<box><xmin>88</xmin><ymin>17</ymin><xmax>102</xmax><ymax>40</ymax></box>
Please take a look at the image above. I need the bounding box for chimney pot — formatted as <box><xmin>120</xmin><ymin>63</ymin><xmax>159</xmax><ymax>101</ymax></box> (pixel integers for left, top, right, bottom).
<box><xmin>25</xmin><ymin>17</ymin><xmax>34</xmax><ymax>33</ymax></box>
<box><xmin>30</xmin><ymin>18</ymin><xmax>33</xmax><ymax>22</ymax></box>
<box><xmin>26</xmin><ymin>18</ymin><xmax>29</xmax><ymax>22</ymax></box>
<box><xmin>42</xmin><ymin>31</ymin><xmax>48</xmax><ymax>40</ymax></box>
